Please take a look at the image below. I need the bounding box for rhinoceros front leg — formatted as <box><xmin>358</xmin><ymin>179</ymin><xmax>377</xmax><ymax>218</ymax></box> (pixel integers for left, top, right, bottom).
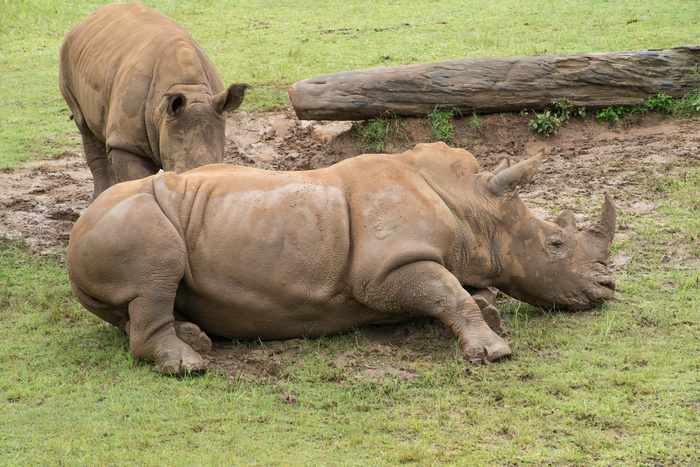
<box><xmin>79</xmin><ymin>128</ymin><xmax>116</xmax><ymax>200</ymax></box>
<box><xmin>367</xmin><ymin>261</ymin><xmax>512</xmax><ymax>363</ymax></box>
<box><xmin>108</xmin><ymin>148</ymin><xmax>160</xmax><ymax>183</ymax></box>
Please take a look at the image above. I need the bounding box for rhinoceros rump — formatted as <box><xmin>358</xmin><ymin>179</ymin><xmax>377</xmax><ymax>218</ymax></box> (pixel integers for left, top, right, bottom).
<box><xmin>58</xmin><ymin>1</ymin><xmax>248</xmax><ymax>200</ymax></box>
<box><xmin>67</xmin><ymin>142</ymin><xmax>616</xmax><ymax>375</ymax></box>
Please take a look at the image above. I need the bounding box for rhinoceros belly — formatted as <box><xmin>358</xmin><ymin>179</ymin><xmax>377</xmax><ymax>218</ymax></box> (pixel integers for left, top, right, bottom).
<box><xmin>173</xmin><ymin>287</ymin><xmax>398</xmax><ymax>339</ymax></box>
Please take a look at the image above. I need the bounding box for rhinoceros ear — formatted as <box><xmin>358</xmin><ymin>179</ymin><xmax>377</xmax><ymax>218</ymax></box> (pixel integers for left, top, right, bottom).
<box><xmin>555</xmin><ymin>210</ymin><xmax>577</xmax><ymax>230</ymax></box>
<box><xmin>487</xmin><ymin>149</ymin><xmax>544</xmax><ymax>196</ymax></box>
<box><xmin>214</xmin><ymin>83</ymin><xmax>250</xmax><ymax>113</ymax></box>
<box><xmin>166</xmin><ymin>93</ymin><xmax>187</xmax><ymax>118</ymax></box>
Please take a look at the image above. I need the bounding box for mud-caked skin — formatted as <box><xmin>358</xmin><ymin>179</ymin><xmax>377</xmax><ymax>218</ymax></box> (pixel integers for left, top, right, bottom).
<box><xmin>58</xmin><ymin>1</ymin><xmax>248</xmax><ymax>200</ymax></box>
<box><xmin>67</xmin><ymin>142</ymin><xmax>616</xmax><ymax>375</ymax></box>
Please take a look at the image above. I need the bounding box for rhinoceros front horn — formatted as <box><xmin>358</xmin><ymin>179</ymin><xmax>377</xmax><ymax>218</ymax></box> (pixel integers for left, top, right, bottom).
<box><xmin>590</xmin><ymin>193</ymin><xmax>617</xmax><ymax>245</ymax></box>
<box><xmin>487</xmin><ymin>149</ymin><xmax>544</xmax><ymax>196</ymax></box>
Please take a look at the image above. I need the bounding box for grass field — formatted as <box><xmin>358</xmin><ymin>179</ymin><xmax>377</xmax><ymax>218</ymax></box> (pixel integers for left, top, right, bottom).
<box><xmin>1</xmin><ymin>0</ymin><xmax>699</xmax><ymax>465</ymax></box>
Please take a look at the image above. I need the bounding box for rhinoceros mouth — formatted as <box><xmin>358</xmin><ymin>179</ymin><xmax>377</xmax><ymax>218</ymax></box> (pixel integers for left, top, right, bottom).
<box><xmin>536</xmin><ymin>274</ymin><xmax>615</xmax><ymax>311</ymax></box>
<box><xmin>575</xmin><ymin>274</ymin><xmax>615</xmax><ymax>309</ymax></box>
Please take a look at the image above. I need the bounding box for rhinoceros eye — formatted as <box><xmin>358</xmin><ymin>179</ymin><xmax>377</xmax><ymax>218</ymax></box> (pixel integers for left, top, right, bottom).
<box><xmin>547</xmin><ymin>238</ymin><xmax>564</xmax><ymax>248</ymax></box>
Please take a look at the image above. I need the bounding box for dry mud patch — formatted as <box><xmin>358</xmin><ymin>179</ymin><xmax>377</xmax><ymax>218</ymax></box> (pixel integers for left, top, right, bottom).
<box><xmin>1</xmin><ymin>109</ymin><xmax>698</xmax><ymax>382</ymax></box>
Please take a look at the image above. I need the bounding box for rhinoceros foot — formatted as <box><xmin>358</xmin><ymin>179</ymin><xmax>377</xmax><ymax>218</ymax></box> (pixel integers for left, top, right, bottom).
<box><xmin>469</xmin><ymin>288</ymin><xmax>503</xmax><ymax>333</ymax></box>
<box><xmin>174</xmin><ymin>321</ymin><xmax>212</xmax><ymax>353</ymax></box>
<box><xmin>473</xmin><ymin>297</ymin><xmax>502</xmax><ymax>333</ymax></box>
<box><xmin>155</xmin><ymin>343</ymin><xmax>208</xmax><ymax>376</ymax></box>
<box><xmin>460</xmin><ymin>328</ymin><xmax>512</xmax><ymax>364</ymax></box>
<box><xmin>127</xmin><ymin>320</ymin><xmax>208</xmax><ymax>375</ymax></box>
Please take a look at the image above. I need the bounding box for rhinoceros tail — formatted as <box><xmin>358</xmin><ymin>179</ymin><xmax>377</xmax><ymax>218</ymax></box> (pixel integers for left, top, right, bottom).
<box><xmin>67</xmin><ymin>263</ymin><xmax>129</xmax><ymax>331</ymax></box>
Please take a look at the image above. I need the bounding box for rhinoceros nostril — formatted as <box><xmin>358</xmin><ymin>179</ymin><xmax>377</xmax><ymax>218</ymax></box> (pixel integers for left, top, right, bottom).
<box><xmin>598</xmin><ymin>276</ymin><xmax>616</xmax><ymax>291</ymax></box>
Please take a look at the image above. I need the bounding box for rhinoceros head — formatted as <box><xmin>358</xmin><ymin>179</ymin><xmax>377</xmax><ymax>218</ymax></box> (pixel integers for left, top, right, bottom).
<box><xmin>482</xmin><ymin>151</ymin><xmax>616</xmax><ymax>311</ymax></box>
<box><xmin>156</xmin><ymin>83</ymin><xmax>248</xmax><ymax>172</ymax></box>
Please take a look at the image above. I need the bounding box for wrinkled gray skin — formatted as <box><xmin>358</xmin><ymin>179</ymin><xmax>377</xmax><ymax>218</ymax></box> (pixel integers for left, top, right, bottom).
<box><xmin>58</xmin><ymin>1</ymin><xmax>248</xmax><ymax>200</ymax></box>
<box><xmin>67</xmin><ymin>142</ymin><xmax>616</xmax><ymax>375</ymax></box>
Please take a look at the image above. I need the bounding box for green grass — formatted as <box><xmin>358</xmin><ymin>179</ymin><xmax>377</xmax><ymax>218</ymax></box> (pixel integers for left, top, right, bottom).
<box><xmin>595</xmin><ymin>92</ymin><xmax>700</xmax><ymax>126</ymax></box>
<box><xmin>354</xmin><ymin>114</ymin><xmax>392</xmax><ymax>152</ymax></box>
<box><xmin>426</xmin><ymin>106</ymin><xmax>461</xmax><ymax>142</ymax></box>
<box><xmin>3</xmin><ymin>178</ymin><xmax>700</xmax><ymax>464</ymax></box>
<box><xmin>1</xmin><ymin>0</ymin><xmax>699</xmax><ymax>166</ymax></box>
<box><xmin>2</xmin><ymin>0</ymin><xmax>700</xmax><ymax>464</ymax></box>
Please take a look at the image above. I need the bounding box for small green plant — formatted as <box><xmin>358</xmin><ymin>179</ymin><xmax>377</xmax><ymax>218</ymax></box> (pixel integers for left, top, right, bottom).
<box><xmin>675</xmin><ymin>92</ymin><xmax>700</xmax><ymax>116</ymax></box>
<box><xmin>528</xmin><ymin>98</ymin><xmax>585</xmax><ymax>135</ymax></box>
<box><xmin>639</xmin><ymin>93</ymin><xmax>675</xmax><ymax>116</ymax></box>
<box><xmin>355</xmin><ymin>114</ymin><xmax>392</xmax><ymax>152</ymax></box>
<box><xmin>596</xmin><ymin>93</ymin><xmax>699</xmax><ymax>127</ymax></box>
<box><xmin>529</xmin><ymin>110</ymin><xmax>561</xmax><ymax>135</ymax></box>
<box><xmin>426</xmin><ymin>106</ymin><xmax>461</xmax><ymax>142</ymax></box>
<box><xmin>354</xmin><ymin>111</ymin><xmax>410</xmax><ymax>152</ymax></box>
<box><xmin>469</xmin><ymin>112</ymin><xmax>483</xmax><ymax>131</ymax></box>
<box><xmin>595</xmin><ymin>106</ymin><xmax>627</xmax><ymax>127</ymax></box>
<box><xmin>552</xmin><ymin>97</ymin><xmax>586</xmax><ymax>121</ymax></box>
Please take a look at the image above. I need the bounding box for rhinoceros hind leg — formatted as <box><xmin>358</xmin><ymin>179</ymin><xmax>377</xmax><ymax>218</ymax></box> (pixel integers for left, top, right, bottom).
<box><xmin>149</xmin><ymin>326</ymin><xmax>207</xmax><ymax>375</ymax></box>
<box><xmin>126</xmin><ymin>320</ymin><xmax>212</xmax><ymax>354</ymax></box>
<box><xmin>367</xmin><ymin>261</ymin><xmax>512</xmax><ymax>363</ymax></box>
<box><xmin>127</xmin><ymin>297</ymin><xmax>207</xmax><ymax>375</ymax></box>
<box><xmin>471</xmin><ymin>289</ymin><xmax>503</xmax><ymax>333</ymax></box>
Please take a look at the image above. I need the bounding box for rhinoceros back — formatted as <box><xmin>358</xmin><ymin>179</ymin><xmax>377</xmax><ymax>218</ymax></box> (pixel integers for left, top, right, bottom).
<box><xmin>145</xmin><ymin>168</ymin><xmax>356</xmax><ymax>338</ymax></box>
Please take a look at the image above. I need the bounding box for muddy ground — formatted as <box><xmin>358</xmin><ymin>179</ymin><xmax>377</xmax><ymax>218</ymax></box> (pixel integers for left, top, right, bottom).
<box><xmin>1</xmin><ymin>108</ymin><xmax>698</xmax><ymax>381</ymax></box>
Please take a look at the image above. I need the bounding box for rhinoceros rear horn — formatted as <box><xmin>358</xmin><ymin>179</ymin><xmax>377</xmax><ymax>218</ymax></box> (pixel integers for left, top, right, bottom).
<box><xmin>492</xmin><ymin>156</ymin><xmax>512</xmax><ymax>175</ymax></box>
<box><xmin>487</xmin><ymin>149</ymin><xmax>544</xmax><ymax>196</ymax></box>
<box><xmin>214</xmin><ymin>83</ymin><xmax>250</xmax><ymax>113</ymax></box>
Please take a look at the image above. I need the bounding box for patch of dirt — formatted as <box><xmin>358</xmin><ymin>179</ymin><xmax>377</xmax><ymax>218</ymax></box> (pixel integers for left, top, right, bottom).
<box><xmin>2</xmin><ymin>106</ymin><xmax>698</xmax><ymax>380</ymax></box>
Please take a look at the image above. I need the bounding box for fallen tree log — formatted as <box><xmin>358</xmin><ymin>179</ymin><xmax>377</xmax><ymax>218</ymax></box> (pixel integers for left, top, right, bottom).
<box><xmin>288</xmin><ymin>46</ymin><xmax>700</xmax><ymax>121</ymax></box>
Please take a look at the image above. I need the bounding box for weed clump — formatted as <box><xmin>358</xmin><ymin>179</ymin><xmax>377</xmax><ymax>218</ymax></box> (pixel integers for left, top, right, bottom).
<box><xmin>595</xmin><ymin>106</ymin><xmax>627</xmax><ymax>127</ymax></box>
<box><xmin>596</xmin><ymin>92</ymin><xmax>700</xmax><ymax>127</ymax></box>
<box><xmin>529</xmin><ymin>109</ymin><xmax>562</xmax><ymax>135</ymax></box>
<box><xmin>528</xmin><ymin>98</ymin><xmax>585</xmax><ymax>136</ymax></box>
<box><xmin>675</xmin><ymin>92</ymin><xmax>700</xmax><ymax>116</ymax></box>
<box><xmin>469</xmin><ymin>112</ymin><xmax>483</xmax><ymax>131</ymax></box>
<box><xmin>354</xmin><ymin>111</ymin><xmax>409</xmax><ymax>153</ymax></box>
<box><xmin>355</xmin><ymin>117</ymin><xmax>390</xmax><ymax>153</ymax></box>
<box><xmin>426</xmin><ymin>106</ymin><xmax>462</xmax><ymax>142</ymax></box>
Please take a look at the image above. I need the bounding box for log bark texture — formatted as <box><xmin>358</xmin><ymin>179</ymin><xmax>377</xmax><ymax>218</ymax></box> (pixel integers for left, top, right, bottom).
<box><xmin>288</xmin><ymin>46</ymin><xmax>700</xmax><ymax>121</ymax></box>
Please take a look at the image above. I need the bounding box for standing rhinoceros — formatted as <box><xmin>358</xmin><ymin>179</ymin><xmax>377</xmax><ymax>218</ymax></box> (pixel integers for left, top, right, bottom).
<box><xmin>67</xmin><ymin>142</ymin><xmax>616</xmax><ymax>375</ymax></box>
<box><xmin>58</xmin><ymin>1</ymin><xmax>248</xmax><ymax>200</ymax></box>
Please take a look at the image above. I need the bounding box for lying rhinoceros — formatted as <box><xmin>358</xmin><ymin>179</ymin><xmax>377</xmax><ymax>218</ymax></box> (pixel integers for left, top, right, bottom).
<box><xmin>67</xmin><ymin>142</ymin><xmax>616</xmax><ymax>375</ymax></box>
<box><xmin>58</xmin><ymin>1</ymin><xmax>248</xmax><ymax>200</ymax></box>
